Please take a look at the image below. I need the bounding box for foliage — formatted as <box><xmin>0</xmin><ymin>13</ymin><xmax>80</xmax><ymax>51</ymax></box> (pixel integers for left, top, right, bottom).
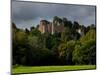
<box><xmin>58</xmin><ymin>40</ymin><xmax>76</xmax><ymax>65</ymax></box>
<box><xmin>73</xmin><ymin>28</ymin><xmax>96</xmax><ymax>65</ymax></box>
<box><xmin>12</xmin><ymin>17</ymin><xmax>96</xmax><ymax>66</ymax></box>
<box><xmin>80</xmin><ymin>29</ymin><xmax>96</xmax><ymax>43</ymax></box>
<box><xmin>73</xmin><ymin>39</ymin><xmax>96</xmax><ymax>65</ymax></box>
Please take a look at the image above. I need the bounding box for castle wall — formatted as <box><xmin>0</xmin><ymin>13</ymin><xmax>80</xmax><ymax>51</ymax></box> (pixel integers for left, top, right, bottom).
<box><xmin>38</xmin><ymin>20</ymin><xmax>64</xmax><ymax>34</ymax></box>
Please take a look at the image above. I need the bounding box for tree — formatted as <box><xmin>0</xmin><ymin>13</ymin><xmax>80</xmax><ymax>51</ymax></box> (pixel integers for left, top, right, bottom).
<box><xmin>12</xmin><ymin>22</ymin><xmax>17</xmax><ymax>29</ymax></box>
<box><xmin>86</xmin><ymin>24</ymin><xmax>96</xmax><ymax>33</ymax></box>
<box><xmin>12</xmin><ymin>29</ymin><xmax>29</xmax><ymax>65</ymax></box>
<box><xmin>12</xmin><ymin>22</ymin><xmax>18</xmax><ymax>65</ymax></box>
<box><xmin>30</xmin><ymin>27</ymin><xmax>41</xmax><ymax>37</ymax></box>
<box><xmin>25</xmin><ymin>28</ymin><xmax>29</xmax><ymax>34</ymax></box>
<box><xmin>12</xmin><ymin>17</ymin><xmax>96</xmax><ymax>66</ymax></box>
<box><xmin>80</xmin><ymin>29</ymin><xmax>96</xmax><ymax>43</ymax></box>
<box><xmin>61</xmin><ymin>27</ymin><xmax>71</xmax><ymax>42</ymax></box>
<box><xmin>73</xmin><ymin>28</ymin><xmax>96</xmax><ymax>65</ymax></box>
<box><xmin>73</xmin><ymin>21</ymin><xmax>80</xmax><ymax>29</ymax></box>
<box><xmin>73</xmin><ymin>39</ymin><xmax>96</xmax><ymax>65</ymax></box>
<box><xmin>58</xmin><ymin>40</ymin><xmax>76</xmax><ymax>65</ymax></box>
<box><xmin>62</xmin><ymin>17</ymin><xmax>68</xmax><ymax>22</ymax></box>
<box><xmin>62</xmin><ymin>18</ymin><xmax>73</xmax><ymax>29</ymax></box>
<box><xmin>53</xmin><ymin>16</ymin><xmax>62</xmax><ymax>23</ymax></box>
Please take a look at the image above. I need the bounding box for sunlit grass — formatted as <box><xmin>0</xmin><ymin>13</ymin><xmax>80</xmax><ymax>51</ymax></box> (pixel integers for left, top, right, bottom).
<box><xmin>12</xmin><ymin>65</ymin><xmax>96</xmax><ymax>74</ymax></box>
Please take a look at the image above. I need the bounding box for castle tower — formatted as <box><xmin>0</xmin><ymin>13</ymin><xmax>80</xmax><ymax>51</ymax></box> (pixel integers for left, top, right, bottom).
<box><xmin>52</xmin><ymin>23</ymin><xmax>54</xmax><ymax>34</ymax></box>
<box><xmin>38</xmin><ymin>19</ymin><xmax>64</xmax><ymax>34</ymax></box>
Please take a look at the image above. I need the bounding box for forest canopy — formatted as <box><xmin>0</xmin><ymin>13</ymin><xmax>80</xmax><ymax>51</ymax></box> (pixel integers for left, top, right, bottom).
<box><xmin>12</xmin><ymin>16</ymin><xmax>96</xmax><ymax>66</ymax></box>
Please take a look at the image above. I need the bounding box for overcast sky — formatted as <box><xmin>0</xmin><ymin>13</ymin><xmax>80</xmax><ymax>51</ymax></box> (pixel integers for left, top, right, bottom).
<box><xmin>12</xmin><ymin>1</ymin><xmax>96</xmax><ymax>29</ymax></box>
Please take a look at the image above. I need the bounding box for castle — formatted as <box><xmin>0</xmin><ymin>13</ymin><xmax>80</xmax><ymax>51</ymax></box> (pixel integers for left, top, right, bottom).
<box><xmin>38</xmin><ymin>19</ymin><xmax>65</xmax><ymax>34</ymax></box>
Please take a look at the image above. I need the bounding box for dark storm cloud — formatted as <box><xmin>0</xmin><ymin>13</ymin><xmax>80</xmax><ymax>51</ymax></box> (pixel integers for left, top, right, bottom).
<box><xmin>12</xmin><ymin>1</ymin><xmax>96</xmax><ymax>29</ymax></box>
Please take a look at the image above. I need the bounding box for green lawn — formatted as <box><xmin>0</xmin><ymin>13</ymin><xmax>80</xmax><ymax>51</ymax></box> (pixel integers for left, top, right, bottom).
<box><xmin>12</xmin><ymin>65</ymin><xmax>96</xmax><ymax>74</ymax></box>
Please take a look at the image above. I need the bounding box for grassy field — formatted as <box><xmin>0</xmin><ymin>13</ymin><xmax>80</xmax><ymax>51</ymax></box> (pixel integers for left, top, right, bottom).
<box><xmin>12</xmin><ymin>65</ymin><xmax>96</xmax><ymax>74</ymax></box>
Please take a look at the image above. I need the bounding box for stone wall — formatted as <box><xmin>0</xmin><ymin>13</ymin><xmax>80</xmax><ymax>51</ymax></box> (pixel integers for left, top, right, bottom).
<box><xmin>38</xmin><ymin>20</ymin><xmax>64</xmax><ymax>34</ymax></box>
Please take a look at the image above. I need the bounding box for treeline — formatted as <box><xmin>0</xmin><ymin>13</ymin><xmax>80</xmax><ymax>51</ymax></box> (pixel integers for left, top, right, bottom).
<box><xmin>12</xmin><ymin>16</ymin><xmax>96</xmax><ymax>66</ymax></box>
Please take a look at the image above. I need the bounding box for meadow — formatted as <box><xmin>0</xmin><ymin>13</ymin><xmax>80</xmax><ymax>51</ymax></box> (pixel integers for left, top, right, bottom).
<box><xmin>12</xmin><ymin>65</ymin><xmax>96</xmax><ymax>74</ymax></box>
